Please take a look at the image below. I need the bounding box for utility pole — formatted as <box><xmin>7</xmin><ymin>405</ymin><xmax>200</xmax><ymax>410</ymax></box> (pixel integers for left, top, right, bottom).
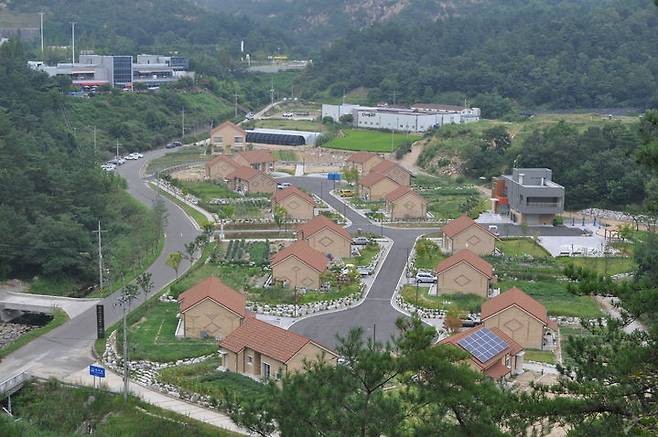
<box><xmin>181</xmin><ymin>107</ymin><xmax>185</xmax><ymax>140</ymax></box>
<box><xmin>92</xmin><ymin>221</ymin><xmax>107</xmax><ymax>291</ymax></box>
<box><xmin>234</xmin><ymin>92</ymin><xmax>239</xmax><ymax>118</ymax></box>
<box><xmin>70</xmin><ymin>22</ymin><xmax>76</xmax><ymax>64</ymax></box>
<box><xmin>39</xmin><ymin>12</ymin><xmax>45</xmax><ymax>61</ymax></box>
<box><xmin>116</xmin><ymin>281</ymin><xmax>137</xmax><ymax>402</ymax></box>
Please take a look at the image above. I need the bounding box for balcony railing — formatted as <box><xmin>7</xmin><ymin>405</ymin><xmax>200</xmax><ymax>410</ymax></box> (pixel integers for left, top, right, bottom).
<box><xmin>526</xmin><ymin>202</ymin><xmax>561</xmax><ymax>208</ymax></box>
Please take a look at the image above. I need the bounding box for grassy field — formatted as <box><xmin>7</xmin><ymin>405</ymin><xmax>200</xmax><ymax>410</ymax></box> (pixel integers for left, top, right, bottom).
<box><xmin>273</xmin><ymin>149</ymin><xmax>298</xmax><ymax>161</ymax></box>
<box><xmin>413</xmin><ymin>175</ymin><xmax>488</xmax><ymax>220</ymax></box>
<box><xmin>414</xmin><ymin>239</ymin><xmax>446</xmax><ymax>270</ymax></box>
<box><xmin>146</xmin><ymin>145</ymin><xmax>209</xmax><ymax>174</ymax></box>
<box><xmin>524</xmin><ymin>349</ymin><xmax>557</xmax><ymax>365</ymax></box>
<box><xmin>498</xmin><ymin>238</ymin><xmax>550</xmax><ymax>257</ymax></box>
<box><xmin>2</xmin><ymin>379</ymin><xmax>239</xmax><ymax>436</ymax></box>
<box><xmin>159</xmin><ymin>359</ymin><xmax>268</xmax><ymax>404</ymax></box>
<box><xmin>344</xmin><ymin>243</ymin><xmax>380</xmax><ymax>266</ymax></box>
<box><xmin>401</xmin><ymin>286</ymin><xmax>486</xmax><ymax>314</ymax></box>
<box><xmin>324</xmin><ymin>128</ymin><xmax>420</xmax><ymax>152</ymax></box>
<box><xmin>177</xmin><ymin>180</ymin><xmax>237</xmax><ymax>202</ymax></box>
<box><xmin>0</xmin><ymin>310</ymin><xmax>68</xmax><ymax>359</ymax></box>
<box><xmin>117</xmin><ymin>301</ymin><xmax>216</xmax><ymax>362</ymax></box>
<box><xmin>556</xmin><ymin>256</ymin><xmax>635</xmax><ymax>275</ymax></box>
<box><xmin>496</xmin><ymin>279</ymin><xmax>602</xmax><ymax>318</ymax></box>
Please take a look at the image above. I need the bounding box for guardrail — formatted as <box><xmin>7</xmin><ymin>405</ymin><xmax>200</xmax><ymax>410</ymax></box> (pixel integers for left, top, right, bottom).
<box><xmin>0</xmin><ymin>371</ymin><xmax>32</xmax><ymax>398</ymax></box>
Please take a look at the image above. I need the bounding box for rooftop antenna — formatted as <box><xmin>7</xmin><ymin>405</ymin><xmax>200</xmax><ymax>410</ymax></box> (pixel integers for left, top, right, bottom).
<box><xmin>39</xmin><ymin>12</ymin><xmax>45</xmax><ymax>61</ymax></box>
<box><xmin>70</xmin><ymin>21</ymin><xmax>76</xmax><ymax>64</ymax></box>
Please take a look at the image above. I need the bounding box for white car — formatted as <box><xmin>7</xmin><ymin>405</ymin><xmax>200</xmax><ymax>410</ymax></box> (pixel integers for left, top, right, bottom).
<box><xmin>353</xmin><ymin>237</ymin><xmax>370</xmax><ymax>245</ymax></box>
<box><xmin>415</xmin><ymin>271</ymin><xmax>437</xmax><ymax>283</ymax></box>
<box><xmin>277</xmin><ymin>182</ymin><xmax>292</xmax><ymax>190</ymax></box>
<box><xmin>357</xmin><ymin>266</ymin><xmax>373</xmax><ymax>276</ymax></box>
<box><xmin>101</xmin><ymin>164</ymin><xmax>116</xmax><ymax>172</ymax></box>
<box><xmin>124</xmin><ymin>154</ymin><xmax>137</xmax><ymax>160</ymax></box>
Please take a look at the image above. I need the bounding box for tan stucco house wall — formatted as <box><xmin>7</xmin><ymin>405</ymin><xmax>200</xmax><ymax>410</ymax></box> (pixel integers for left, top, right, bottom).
<box><xmin>234</xmin><ymin>156</ymin><xmax>273</xmax><ymax>173</ymax></box>
<box><xmin>483</xmin><ymin>306</ymin><xmax>545</xmax><ymax>349</ymax></box>
<box><xmin>206</xmin><ymin>159</ymin><xmax>239</xmax><ymax>180</ymax></box>
<box><xmin>444</xmin><ymin>226</ymin><xmax>496</xmax><ymax>256</ymax></box>
<box><xmin>360</xmin><ymin>178</ymin><xmax>401</xmax><ymax>201</ymax></box>
<box><xmin>387</xmin><ymin>194</ymin><xmax>427</xmax><ymax>219</ymax></box>
<box><xmin>211</xmin><ymin>124</ymin><xmax>245</xmax><ymax>153</ymax></box>
<box><xmin>233</xmin><ymin>174</ymin><xmax>276</xmax><ymax>194</ymax></box>
<box><xmin>286</xmin><ymin>342</ymin><xmax>337</xmax><ymax>373</ymax></box>
<box><xmin>437</xmin><ymin>262</ymin><xmax>491</xmax><ymax>297</ymax></box>
<box><xmin>275</xmin><ymin>194</ymin><xmax>315</xmax><ymax>221</ymax></box>
<box><xmin>272</xmin><ymin>256</ymin><xmax>322</xmax><ymax>289</ymax></box>
<box><xmin>304</xmin><ymin>228</ymin><xmax>352</xmax><ymax>259</ymax></box>
<box><xmin>182</xmin><ymin>298</ymin><xmax>243</xmax><ymax>339</ymax></box>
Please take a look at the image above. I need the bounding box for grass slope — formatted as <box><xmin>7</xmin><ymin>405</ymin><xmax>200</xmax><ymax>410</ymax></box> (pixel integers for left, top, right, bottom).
<box><xmin>0</xmin><ymin>310</ymin><xmax>68</xmax><ymax>359</ymax></box>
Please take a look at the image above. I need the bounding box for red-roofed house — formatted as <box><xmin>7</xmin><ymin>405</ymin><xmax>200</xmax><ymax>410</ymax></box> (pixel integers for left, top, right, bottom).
<box><xmin>482</xmin><ymin>288</ymin><xmax>558</xmax><ymax>350</ymax></box>
<box><xmin>298</xmin><ymin>215</ymin><xmax>352</xmax><ymax>258</ymax></box>
<box><xmin>441</xmin><ymin>214</ymin><xmax>497</xmax><ymax>256</ymax></box>
<box><xmin>210</xmin><ymin>121</ymin><xmax>246</xmax><ymax>154</ymax></box>
<box><xmin>234</xmin><ymin>150</ymin><xmax>275</xmax><ymax>173</ymax></box>
<box><xmin>177</xmin><ymin>276</ymin><xmax>248</xmax><ymax>339</ymax></box>
<box><xmin>227</xmin><ymin>166</ymin><xmax>277</xmax><ymax>194</ymax></box>
<box><xmin>219</xmin><ymin>317</ymin><xmax>337</xmax><ymax>380</ymax></box>
<box><xmin>272</xmin><ymin>186</ymin><xmax>316</xmax><ymax>221</ymax></box>
<box><xmin>346</xmin><ymin>152</ymin><xmax>383</xmax><ymax>175</ymax></box>
<box><xmin>358</xmin><ymin>172</ymin><xmax>401</xmax><ymax>201</ymax></box>
<box><xmin>205</xmin><ymin>155</ymin><xmax>240</xmax><ymax>180</ymax></box>
<box><xmin>438</xmin><ymin>325</ymin><xmax>524</xmax><ymax>380</ymax></box>
<box><xmin>435</xmin><ymin>249</ymin><xmax>495</xmax><ymax>297</ymax></box>
<box><xmin>271</xmin><ymin>240</ymin><xmax>328</xmax><ymax>289</ymax></box>
<box><xmin>369</xmin><ymin>160</ymin><xmax>412</xmax><ymax>186</ymax></box>
<box><xmin>385</xmin><ymin>186</ymin><xmax>427</xmax><ymax>219</ymax></box>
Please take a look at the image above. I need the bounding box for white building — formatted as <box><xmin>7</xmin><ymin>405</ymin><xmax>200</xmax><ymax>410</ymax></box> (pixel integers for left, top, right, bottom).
<box><xmin>321</xmin><ymin>103</ymin><xmax>480</xmax><ymax>133</ymax></box>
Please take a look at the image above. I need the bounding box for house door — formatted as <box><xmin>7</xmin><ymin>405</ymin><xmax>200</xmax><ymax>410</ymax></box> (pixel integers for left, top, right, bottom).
<box><xmin>262</xmin><ymin>362</ymin><xmax>271</xmax><ymax>379</ymax></box>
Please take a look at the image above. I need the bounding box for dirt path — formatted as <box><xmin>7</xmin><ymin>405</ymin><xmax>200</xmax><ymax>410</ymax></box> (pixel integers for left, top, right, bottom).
<box><xmin>398</xmin><ymin>141</ymin><xmax>424</xmax><ymax>174</ymax></box>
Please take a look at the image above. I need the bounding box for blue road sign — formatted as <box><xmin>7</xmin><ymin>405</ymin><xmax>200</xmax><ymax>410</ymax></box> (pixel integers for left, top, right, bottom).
<box><xmin>327</xmin><ymin>172</ymin><xmax>341</xmax><ymax>181</ymax></box>
<box><xmin>89</xmin><ymin>365</ymin><xmax>106</xmax><ymax>378</ymax></box>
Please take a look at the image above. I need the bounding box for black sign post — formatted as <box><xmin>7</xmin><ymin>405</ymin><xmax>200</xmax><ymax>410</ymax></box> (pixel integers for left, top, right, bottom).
<box><xmin>96</xmin><ymin>304</ymin><xmax>105</xmax><ymax>339</ymax></box>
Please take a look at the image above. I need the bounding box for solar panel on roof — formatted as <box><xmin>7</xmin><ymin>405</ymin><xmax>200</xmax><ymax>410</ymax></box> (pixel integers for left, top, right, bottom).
<box><xmin>457</xmin><ymin>328</ymin><xmax>508</xmax><ymax>363</ymax></box>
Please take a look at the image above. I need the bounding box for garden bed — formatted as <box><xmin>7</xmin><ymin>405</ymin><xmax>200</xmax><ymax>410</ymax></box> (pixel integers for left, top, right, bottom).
<box><xmin>400</xmin><ymin>285</ymin><xmax>485</xmax><ymax>314</ymax></box>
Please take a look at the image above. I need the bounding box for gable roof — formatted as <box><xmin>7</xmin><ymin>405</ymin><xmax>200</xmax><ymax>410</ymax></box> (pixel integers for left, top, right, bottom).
<box><xmin>439</xmin><ymin>325</ymin><xmax>523</xmax><ymax>372</ymax></box>
<box><xmin>206</xmin><ymin>155</ymin><xmax>239</xmax><ymax>169</ymax></box>
<box><xmin>358</xmin><ymin>172</ymin><xmax>400</xmax><ymax>188</ymax></box>
<box><xmin>298</xmin><ymin>215</ymin><xmax>352</xmax><ymax>241</ymax></box>
<box><xmin>270</xmin><ymin>240</ymin><xmax>328</xmax><ymax>272</ymax></box>
<box><xmin>227</xmin><ymin>166</ymin><xmax>276</xmax><ymax>184</ymax></box>
<box><xmin>178</xmin><ymin>276</ymin><xmax>246</xmax><ymax>317</ymax></box>
<box><xmin>220</xmin><ymin>317</ymin><xmax>324</xmax><ymax>363</ymax></box>
<box><xmin>369</xmin><ymin>159</ymin><xmax>412</xmax><ymax>176</ymax></box>
<box><xmin>435</xmin><ymin>249</ymin><xmax>493</xmax><ymax>278</ymax></box>
<box><xmin>272</xmin><ymin>186</ymin><xmax>315</xmax><ymax>206</ymax></box>
<box><xmin>385</xmin><ymin>186</ymin><xmax>426</xmax><ymax>203</ymax></box>
<box><xmin>212</xmin><ymin>120</ymin><xmax>246</xmax><ymax>136</ymax></box>
<box><xmin>441</xmin><ymin>214</ymin><xmax>495</xmax><ymax>239</ymax></box>
<box><xmin>481</xmin><ymin>288</ymin><xmax>549</xmax><ymax>325</ymax></box>
<box><xmin>237</xmin><ymin>150</ymin><xmax>275</xmax><ymax>164</ymax></box>
<box><xmin>347</xmin><ymin>151</ymin><xmax>381</xmax><ymax>164</ymax></box>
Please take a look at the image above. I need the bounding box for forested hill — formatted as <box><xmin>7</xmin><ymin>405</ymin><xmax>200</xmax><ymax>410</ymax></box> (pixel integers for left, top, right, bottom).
<box><xmin>300</xmin><ymin>0</ymin><xmax>658</xmax><ymax>111</ymax></box>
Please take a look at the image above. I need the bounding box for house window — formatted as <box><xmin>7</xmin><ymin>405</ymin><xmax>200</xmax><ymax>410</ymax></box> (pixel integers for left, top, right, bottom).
<box><xmin>247</xmin><ymin>355</ymin><xmax>253</xmax><ymax>365</ymax></box>
<box><xmin>262</xmin><ymin>362</ymin><xmax>271</xmax><ymax>379</ymax></box>
<box><xmin>505</xmin><ymin>354</ymin><xmax>511</xmax><ymax>368</ymax></box>
<box><xmin>234</xmin><ymin>136</ymin><xmax>244</xmax><ymax>144</ymax></box>
<box><xmin>213</xmin><ymin>136</ymin><xmax>223</xmax><ymax>145</ymax></box>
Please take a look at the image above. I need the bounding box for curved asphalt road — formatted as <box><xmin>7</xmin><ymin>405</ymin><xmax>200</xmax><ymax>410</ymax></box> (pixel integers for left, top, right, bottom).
<box><xmin>0</xmin><ymin>148</ymin><xmax>199</xmax><ymax>379</ymax></box>
<box><xmin>281</xmin><ymin>177</ymin><xmax>437</xmax><ymax>347</ymax></box>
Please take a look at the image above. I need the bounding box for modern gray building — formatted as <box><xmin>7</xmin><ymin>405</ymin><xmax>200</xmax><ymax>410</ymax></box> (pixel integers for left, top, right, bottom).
<box><xmin>492</xmin><ymin>168</ymin><xmax>565</xmax><ymax>225</ymax></box>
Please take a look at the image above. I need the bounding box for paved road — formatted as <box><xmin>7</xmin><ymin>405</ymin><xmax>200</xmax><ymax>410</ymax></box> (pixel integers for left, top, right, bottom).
<box><xmin>0</xmin><ymin>148</ymin><xmax>199</xmax><ymax>379</ymax></box>
<box><xmin>280</xmin><ymin>177</ymin><xmax>437</xmax><ymax>346</ymax></box>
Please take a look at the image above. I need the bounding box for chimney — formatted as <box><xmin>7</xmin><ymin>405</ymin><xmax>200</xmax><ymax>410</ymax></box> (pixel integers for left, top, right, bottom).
<box><xmin>519</xmin><ymin>173</ymin><xmax>525</xmax><ymax>185</ymax></box>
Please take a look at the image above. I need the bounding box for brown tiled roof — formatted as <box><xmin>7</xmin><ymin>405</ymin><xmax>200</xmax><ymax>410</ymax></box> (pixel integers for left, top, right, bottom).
<box><xmin>206</xmin><ymin>155</ymin><xmax>238</xmax><ymax>170</ymax></box>
<box><xmin>272</xmin><ymin>186</ymin><xmax>315</xmax><ymax>206</ymax></box>
<box><xmin>441</xmin><ymin>214</ymin><xmax>495</xmax><ymax>238</ymax></box>
<box><xmin>384</xmin><ymin>186</ymin><xmax>426</xmax><ymax>203</ymax></box>
<box><xmin>347</xmin><ymin>151</ymin><xmax>380</xmax><ymax>164</ymax></box>
<box><xmin>270</xmin><ymin>240</ymin><xmax>328</xmax><ymax>272</ymax></box>
<box><xmin>213</xmin><ymin>120</ymin><xmax>246</xmax><ymax>136</ymax></box>
<box><xmin>298</xmin><ymin>215</ymin><xmax>352</xmax><ymax>241</ymax></box>
<box><xmin>220</xmin><ymin>318</ymin><xmax>314</xmax><ymax>363</ymax></box>
<box><xmin>358</xmin><ymin>172</ymin><xmax>399</xmax><ymax>188</ymax></box>
<box><xmin>227</xmin><ymin>165</ymin><xmax>260</xmax><ymax>181</ymax></box>
<box><xmin>481</xmin><ymin>288</ymin><xmax>549</xmax><ymax>325</ymax></box>
<box><xmin>485</xmin><ymin>361</ymin><xmax>511</xmax><ymax>379</ymax></box>
<box><xmin>178</xmin><ymin>276</ymin><xmax>246</xmax><ymax>317</ymax></box>
<box><xmin>237</xmin><ymin>150</ymin><xmax>275</xmax><ymax>164</ymax></box>
<box><xmin>439</xmin><ymin>325</ymin><xmax>522</xmax><ymax>372</ymax></box>
<box><xmin>435</xmin><ymin>249</ymin><xmax>493</xmax><ymax>278</ymax></box>
<box><xmin>369</xmin><ymin>159</ymin><xmax>411</xmax><ymax>176</ymax></box>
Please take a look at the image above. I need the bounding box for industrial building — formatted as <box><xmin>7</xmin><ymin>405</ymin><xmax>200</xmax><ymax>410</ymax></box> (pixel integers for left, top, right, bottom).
<box><xmin>492</xmin><ymin>168</ymin><xmax>565</xmax><ymax>225</ymax></box>
<box><xmin>321</xmin><ymin>103</ymin><xmax>480</xmax><ymax>133</ymax></box>
<box><xmin>245</xmin><ymin>128</ymin><xmax>323</xmax><ymax>146</ymax></box>
<box><xmin>28</xmin><ymin>53</ymin><xmax>192</xmax><ymax>88</ymax></box>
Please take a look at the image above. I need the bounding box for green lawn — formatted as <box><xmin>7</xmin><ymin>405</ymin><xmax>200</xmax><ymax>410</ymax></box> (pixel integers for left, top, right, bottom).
<box><xmin>159</xmin><ymin>359</ymin><xmax>268</xmax><ymax>404</ymax></box>
<box><xmin>177</xmin><ymin>180</ymin><xmax>238</xmax><ymax>202</ymax></box>
<box><xmin>0</xmin><ymin>310</ymin><xmax>69</xmax><ymax>359</ymax></box>
<box><xmin>401</xmin><ymin>286</ymin><xmax>486</xmax><ymax>314</ymax></box>
<box><xmin>273</xmin><ymin>149</ymin><xmax>298</xmax><ymax>161</ymax></box>
<box><xmin>414</xmin><ymin>239</ymin><xmax>446</xmax><ymax>270</ymax></box>
<box><xmin>498</xmin><ymin>238</ymin><xmax>550</xmax><ymax>257</ymax></box>
<box><xmin>117</xmin><ymin>300</ymin><xmax>217</xmax><ymax>362</ymax></box>
<box><xmin>324</xmin><ymin>128</ymin><xmax>420</xmax><ymax>152</ymax></box>
<box><xmin>524</xmin><ymin>349</ymin><xmax>557</xmax><ymax>365</ymax></box>
<box><xmin>344</xmin><ymin>243</ymin><xmax>380</xmax><ymax>266</ymax></box>
<box><xmin>556</xmin><ymin>257</ymin><xmax>635</xmax><ymax>275</ymax></box>
<box><xmin>496</xmin><ymin>280</ymin><xmax>602</xmax><ymax>318</ymax></box>
<box><xmin>146</xmin><ymin>145</ymin><xmax>210</xmax><ymax>174</ymax></box>
<box><xmin>3</xmin><ymin>379</ymin><xmax>239</xmax><ymax>436</ymax></box>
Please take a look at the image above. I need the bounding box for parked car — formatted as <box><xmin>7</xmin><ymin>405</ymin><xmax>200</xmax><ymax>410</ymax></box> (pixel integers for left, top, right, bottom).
<box><xmin>357</xmin><ymin>266</ymin><xmax>373</xmax><ymax>276</ymax></box>
<box><xmin>353</xmin><ymin>237</ymin><xmax>370</xmax><ymax>245</ymax></box>
<box><xmin>415</xmin><ymin>271</ymin><xmax>438</xmax><ymax>283</ymax></box>
<box><xmin>339</xmin><ymin>189</ymin><xmax>355</xmax><ymax>197</ymax></box>
<box><xmin>101</xmin><ymin>163</ymin><xmax>116</xmax><ymax>172</ymax></box>
<box><xmin>173</xmin><ymin>141</ymin><xmax>182</xmax><ymax>147</ymax></box>
<box><xmin>165</xmin><ymin>143</ymin><xmax>176</xmax><ymax>149</ymax></box>
<box><xmin>134</xmin><ymin>152</ymin><xmax>144</xmax><ymax>158</ymax></box>
<box><xmin>245</xmin><ymin>112</ymin><xmax>255</xmax><ymax>119</ymax></box>
<box><xmin>277</xmin><ymin>182</ymin><xmax>292</xmax><ymax>190</ymax></box>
